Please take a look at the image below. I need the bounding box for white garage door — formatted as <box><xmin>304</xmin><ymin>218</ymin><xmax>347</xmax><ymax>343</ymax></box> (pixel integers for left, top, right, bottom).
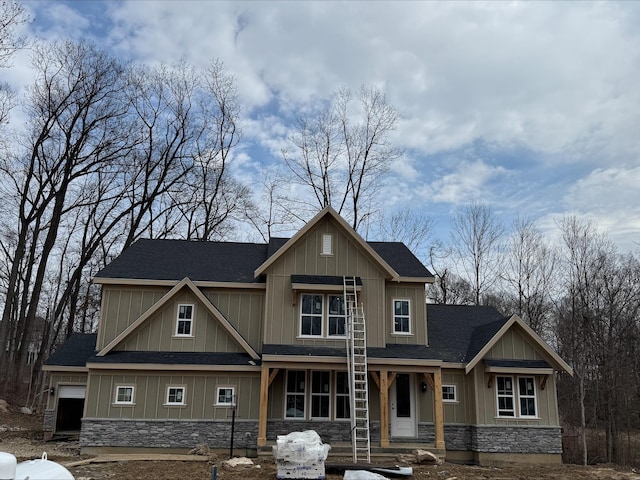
<box><xmin>58</xmin><ymin>385</ymin><xmax>86</xmax><ymax>399</ymax></box>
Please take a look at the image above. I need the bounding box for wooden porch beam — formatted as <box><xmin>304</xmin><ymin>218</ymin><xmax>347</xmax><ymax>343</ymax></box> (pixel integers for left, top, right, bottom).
<box><xmin>258</xmin><ymin>364</ymin><xmax>270</xmax><ymax>446</ymax></box>
<box><xmin>433</xmin><ymin>369</ymin><xmax>445</xmax><ymax>450</ymax></box>
<box><xmin>370</xmin><ymin>371</ymin><xmax>380</xmax><ymax>390</ymax></box>
<box><xmin>268</xmin><ymin>368</ymin><xmax>280</xmax><ymax>387</ymax></box>
<box><xmin>423</xmin><ymin>372</ymin><xmax>435</xmax><ymax>391</ymax></box>
<box><xmin>379</xmin><ymin>370</ymin><xmax>389</xmax><ymax>447</ymax></box>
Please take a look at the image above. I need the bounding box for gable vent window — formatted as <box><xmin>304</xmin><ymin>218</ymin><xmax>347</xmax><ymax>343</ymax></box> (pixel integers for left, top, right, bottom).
<box><xmin>321</xmin><ymin>234</ymin><xmax>333</xmax><ymax>256</ymax></box>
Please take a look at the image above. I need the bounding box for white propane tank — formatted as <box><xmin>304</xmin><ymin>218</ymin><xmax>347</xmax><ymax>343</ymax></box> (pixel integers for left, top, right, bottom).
<box><xmin>14</xmin><ymin>452</ymin><xmax>74</xmax><ymax>480</ymax></box>
<box><xmin>0</xmin><ymin>452</ymin><xmax>17</xmax><ymax>480</ymax></box>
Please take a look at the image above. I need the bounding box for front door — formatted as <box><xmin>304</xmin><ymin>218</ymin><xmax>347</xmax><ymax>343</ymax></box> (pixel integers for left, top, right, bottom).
<box><xmin>390</xmin><ymin>373</ymin><xmax>416</xmax><ymax>437</ymax></box>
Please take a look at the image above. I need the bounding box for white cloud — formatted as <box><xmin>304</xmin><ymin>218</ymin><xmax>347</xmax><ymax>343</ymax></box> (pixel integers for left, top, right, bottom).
<box><xmin>419</xmin><ymin>159</ymin><xmax>509</xmax><ymax>205</ymax></box>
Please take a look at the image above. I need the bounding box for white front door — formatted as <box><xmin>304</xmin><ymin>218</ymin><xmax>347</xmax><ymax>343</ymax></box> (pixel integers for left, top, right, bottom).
<box><xmin>390</xmin><ymin>373</ymin><xmax>416</xmax><ymax>437</ymax></box>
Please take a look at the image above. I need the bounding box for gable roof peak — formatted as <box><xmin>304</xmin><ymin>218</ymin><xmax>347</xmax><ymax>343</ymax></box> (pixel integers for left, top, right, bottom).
<box><xmin>255</xmin><ymin>206</ymin><xmax>401</xmax><ymax>279</ymax></box>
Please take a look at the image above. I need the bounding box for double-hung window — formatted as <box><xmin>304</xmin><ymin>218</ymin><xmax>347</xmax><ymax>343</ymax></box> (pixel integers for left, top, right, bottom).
<box><xmin>300</xmin><ymin>294</ymin><xmax>346</xmax><ymax>338</ymax></box>
<box><xmin>327</xmin><ymin>295</ymin><xmax>346</xmax><ymax>336</ymax></box>
<box><xmin>393</xmin><ymin>299</ymin><xmax>411</xmax><ymax>334</ymax></box>
<box><xmin>496</xmin><ymin>376</ymin><xmax>514</xmax><ymax>416</ymax></box>
<box><xmin>310</xmin><ymin>371</ymin><xmax>330</xmax><ymax>419</ymax></box>
<box><xmin>285</xmin><ymin>370</ymin><xmax>306</xmax><ymax>418</ymax></box>
<box><xmin>301</xmin><ymin>294</ymin><xmax>323</xmax><ymax>336</ymax></box>
<box><xmin>335</xmin><ymin>371</ymin><xmax>350</xmax><ymax>419</ymax></box>
<box><xmin>496</xmin><ymin>376</ymin><xmax>537</xmax><ymax>418</ymax></box>
<box><xmin>518</xmin><ymin>377</ymin><xmax>537</xmax><ymax>417</ymax></box>
<box><xmin>176</xmin><ymin>304</ymin><xmax>194</xmax><ymax>336</ymax></box>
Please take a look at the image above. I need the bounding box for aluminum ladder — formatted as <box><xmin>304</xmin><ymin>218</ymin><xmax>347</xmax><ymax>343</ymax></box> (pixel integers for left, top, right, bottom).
<box><xmin>344</xmin><ymin>276</ymin><xmax>371</xmax><ymax>463</ymax></box>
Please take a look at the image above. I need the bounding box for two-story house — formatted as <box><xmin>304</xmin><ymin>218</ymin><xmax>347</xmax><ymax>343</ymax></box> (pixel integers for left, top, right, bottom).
<box><xmin>43</xmin><ymin>207</ymin><xmax>572</xmax><ymax>464</ymax></box>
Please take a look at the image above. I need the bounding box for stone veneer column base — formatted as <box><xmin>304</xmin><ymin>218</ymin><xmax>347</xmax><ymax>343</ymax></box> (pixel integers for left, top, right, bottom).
<box><xmin>80</xmin><ymin>418</ymin><xmax>259</xmax><ymax>451</ymax></box>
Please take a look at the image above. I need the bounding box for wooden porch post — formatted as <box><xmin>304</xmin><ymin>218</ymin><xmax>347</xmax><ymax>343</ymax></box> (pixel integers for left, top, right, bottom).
<box><xmin>433</xmin><ymin>369</ymin><xmax>445</xmax><ymax>449</ymax></box>
<box><xmin>379</xmin><ymin>370</ymin><xmax>389</xmax><ymax>447</ymax></box>
<box><xmin>258</xmin><ymin>364</ymin><xmax>270</xmax><ymax>446</ymax></box>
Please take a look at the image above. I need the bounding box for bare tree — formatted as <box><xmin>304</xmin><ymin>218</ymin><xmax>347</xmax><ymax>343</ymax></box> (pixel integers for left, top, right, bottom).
<box><xmin>281</xmin><ymin>85</ymin><xmax>401</xmax><ymax>231</ymax></box>
<box><xmin>0</xmin><ymin>0</ymin><xmax>28</xmax><ymax>67</ymax></box>
<box><xmin>0</xmin><ymin>40</ymin><xmax>133</xmax><ymax>390</ymax></box>
<box><xmin>0</xmin><ymin>0</ymin><xmax>28</xmax><ymax>126</ymax></box>
<box><xmin>371</xmin><ymin>208</ymin><xmax>434</xmax><ymax>259</ymax></box>
<box><xmin>501</xmin><ymin>217</ymin><xmax>557</xmax><ymax>335</ymax></box>
<box><xmin>450</xmin><ymin>202</ymin><xmax>505</xmax><ymax>305</ymax></box>
<box><xmin>243</xmin><ymin>166</ymin><xmax>298</xmax><ymax>242</ymax></box>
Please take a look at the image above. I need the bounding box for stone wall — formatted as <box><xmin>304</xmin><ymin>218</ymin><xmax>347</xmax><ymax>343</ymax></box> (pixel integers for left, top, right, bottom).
<box><xmin>471</xmin><ymin>425</ymin><xmax>562</xmax><ymax>454</ymax></box>
<box><xmin>80</xmin><ymin>418</ymin><xmax>259</xmax><ymax>449</ymax></box>
<box><xmin>266</xmin><ymin>420</ymin><xmax>381</xmax><ymax>443</ymax></box>
<box><xmin>43</xmin><ymin>409</ymin><xmax>55</xmax><ymax>432</ymax></box>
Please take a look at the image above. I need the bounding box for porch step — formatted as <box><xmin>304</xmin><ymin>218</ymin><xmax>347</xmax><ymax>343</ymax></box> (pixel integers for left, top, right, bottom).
<box><xmin>258</xmin><ymin>442</ymin><xmax>446</xmax><ymax>461</ymax></box>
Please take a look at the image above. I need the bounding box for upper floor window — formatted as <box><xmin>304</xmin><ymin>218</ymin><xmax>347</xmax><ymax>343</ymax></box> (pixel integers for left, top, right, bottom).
<box><xmin>176</xmin><ymin>304</ymin><xmax>194</xmax><ymax>336</ymax></box>
<box><xmin>442</xmin><ymin>384</ymin><xmax>457</xmax><ymax>403</ymax></box>
<box><xmin>115</xmin><ymin>385</ymin><xmax>134</xmax><ymax>404</ymax></box>
<box><xmin>393</xmin><ymin>299</ymin><xmax>411</xmax><ymax>334</ymax></box>
<box><xmin>496</xmin><ymin>376</ymin><xmax>537</xmax><ymax>418</ymax></box>
<box><xmin>300</xmin><ymin>294</ymin><xmax>346</xmax><ymax>338</ymax></box>
<box><xmin>321</xmin><ymin>234</ymin><xmax>333</xmax><ymax>255</ymax></box>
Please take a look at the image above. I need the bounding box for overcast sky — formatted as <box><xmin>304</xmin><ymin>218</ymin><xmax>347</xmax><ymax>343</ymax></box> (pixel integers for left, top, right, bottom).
<box><xmin>8</xmin><ymin>1</ymin><xmax>640</xmax><ymax>252</ymax></box>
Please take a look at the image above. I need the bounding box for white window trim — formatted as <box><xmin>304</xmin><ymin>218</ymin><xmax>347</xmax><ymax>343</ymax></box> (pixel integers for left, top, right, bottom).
<box><xmin>442</xmin><ymin>384</ymin><xmax>457</xmax><ymax>403</ymax></box>
<box><xmin>495</xmin><ymin>375</ymin><xmax>539</xmax><ymax>419</ymax></box>
<box><xmin>392</xmin><ymin>298</ymin><xmax>412</xmax><ymax>335</ymax></box>
<box><xmin>517</xmin><ymin>376</ymin><xmax>538</xmax><ymax>419</ymax></box>
<box><xmin>298</xmin><ymin>293</ymin><xmax>347</xmax><ymax>339</ymax></box>
<box><xmin>321</xmin><ymin>234</ymin><xmax>333</xmax><ymax>256</ymax></box>
<box><xmin>299</xmin><ymin>294</ymin><xmax>324</xmax><ymax>337</ymax></box>
<box><xmin>114</xmin><ymin>385</ymin><xmax>135</xmax><ymax>405</ymax></box>
<box><xmin>215</xmin><ymin>386</ymin><xmax>235</xmax><ymax>406</ymax></box>
<box><xmin>165</xmin><ymin>386</ymin><xmax>186</xmax><ymax>406</ymax></box>
<box><xmin>496</xmin><ymin>375</ymin><xmax>515</xmax><ymax>417</ymax></box>
<box><xmin>175</xmin><ymin>304</ymin><xmax>194</xmax><ymax>337</ymax></box>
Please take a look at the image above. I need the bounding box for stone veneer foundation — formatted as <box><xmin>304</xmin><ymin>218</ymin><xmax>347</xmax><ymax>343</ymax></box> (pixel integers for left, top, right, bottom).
<box><xmin>79</xmin><ymin>418</ymin><xmax>561</xmax><ymax>456</ymax></box>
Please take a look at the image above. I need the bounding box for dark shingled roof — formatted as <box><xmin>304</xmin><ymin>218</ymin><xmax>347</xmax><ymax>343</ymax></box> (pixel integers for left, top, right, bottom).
<box><xmin>96</xmin><ymin>238</ymin><xmax>431</xmax><ymax>282</ymax></box>
<box><xmin>44</xmin><ymin>333</ymin><xmax>97</xmax><ymax>367</ymax></box>
<box><xmin>426</xmin><ymin>304</ymin><xmax>510</xmax><ymax>363</ymax></box>
<box><xmin>484</xmin><ymin>359</ymin><xmax>551</xmax><ymax>369</ymax></box>
<box><xmin>96</xmin><ymin>239</ymin><xmax>268</xmax><ymax>283</ymax></box>
<box><xmin>262</xmin><ymin>344</ymin><xmax>441</xmax><ymax>360</ymax></box>
<box><xmin>87</xmin><ymin>351</ymin><xmax>260</xmax><ymax>366</ymax></box>
<box><xmin>368</xmin><ymin>242</ymin><xmax>433</xmax><ymax>278</ymax></box>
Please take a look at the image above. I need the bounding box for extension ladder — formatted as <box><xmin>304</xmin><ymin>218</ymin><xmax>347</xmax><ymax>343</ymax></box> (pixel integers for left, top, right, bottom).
<box><xmin>344</xmin><ymin>276</ymin><xmax>371</xmax><ymax>463</ymax></box>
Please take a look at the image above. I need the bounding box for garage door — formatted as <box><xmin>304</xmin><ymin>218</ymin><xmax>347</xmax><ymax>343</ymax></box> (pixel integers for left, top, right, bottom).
<box><xmin>58</xmin><ymin>385</ymin><xmax>86</xmax><ymax>398</ymax></box>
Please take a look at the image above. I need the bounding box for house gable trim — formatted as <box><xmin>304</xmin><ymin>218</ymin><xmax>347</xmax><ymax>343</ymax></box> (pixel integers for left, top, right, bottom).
<box><xmin>464</xmin><ymin>315</ymin><xmax>573</xmax><ymax>375</ymax></box>
<box><xmin>97</xmin><ymin>277</ymin><xmax>260</xmax><ymax>360</ymax></box>
<box><xmin>254</xmin><ymin>206</ymin><xmax>400</xmax><ymax>279</ymax></box>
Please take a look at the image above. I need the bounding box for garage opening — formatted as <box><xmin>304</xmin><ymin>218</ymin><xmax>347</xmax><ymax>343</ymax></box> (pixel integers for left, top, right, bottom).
<box><xmin>56</xmin><ymin>385</ymin><xmax>85</xmax><ymax>432</ymax></box>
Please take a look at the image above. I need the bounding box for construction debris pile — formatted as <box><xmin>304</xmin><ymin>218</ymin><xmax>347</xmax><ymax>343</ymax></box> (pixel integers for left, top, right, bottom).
<box><xmin>272</xmin><ymin>430</ymin><xmax>331</xmax><ymax>479</ymax></box>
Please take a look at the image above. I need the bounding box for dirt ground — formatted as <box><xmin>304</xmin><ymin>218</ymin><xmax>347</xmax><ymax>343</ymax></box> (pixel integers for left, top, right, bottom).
<box><xmin>1</xmin><ymin>406</ymin><xmax>639</xmax><ymax>480</ymax></box>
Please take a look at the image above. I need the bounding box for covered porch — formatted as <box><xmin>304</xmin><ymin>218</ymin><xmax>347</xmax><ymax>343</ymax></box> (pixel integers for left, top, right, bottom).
<box><xmin>256</xmin><ymin>354</ymin><xmax>446</xmax><ymax>456</ymax></box>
